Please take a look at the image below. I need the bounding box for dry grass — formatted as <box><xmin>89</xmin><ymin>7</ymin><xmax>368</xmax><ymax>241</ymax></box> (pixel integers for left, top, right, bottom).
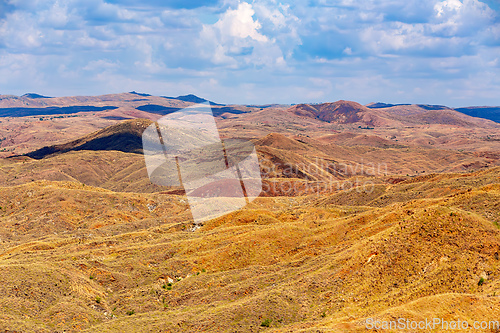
<box><xmin>0</xmin><ymin>166</ymin><xmax>498</xmax><ymax>332</ymax></box>
<box><xmin>0</xmin><ymin>106</ymin><xmax>500</xmax><ymax>331</ymax></box>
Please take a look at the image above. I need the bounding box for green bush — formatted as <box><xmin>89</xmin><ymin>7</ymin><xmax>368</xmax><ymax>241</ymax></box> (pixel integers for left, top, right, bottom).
<box><xmin>261</xmin><ymin>319</ymin><xmax>271</xmax><ymax>327</ymax></box>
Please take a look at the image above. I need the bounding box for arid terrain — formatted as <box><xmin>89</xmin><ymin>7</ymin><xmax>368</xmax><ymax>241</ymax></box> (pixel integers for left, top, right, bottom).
<box><xmin>0</xmin><ymin>93</ymin><xmax>500</xmax><ymax>332</ymax></box>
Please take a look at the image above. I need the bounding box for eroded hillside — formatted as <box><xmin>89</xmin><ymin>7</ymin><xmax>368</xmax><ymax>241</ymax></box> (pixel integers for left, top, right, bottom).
<box><xmin>1</xmin><ymin>96</ymin><xmax>500</xmax><ymax>332</ymax></box>
<box><xmin>0</xmin><ymin>166</ymin><xmax>499</xmax><ymax>332</ymax></box>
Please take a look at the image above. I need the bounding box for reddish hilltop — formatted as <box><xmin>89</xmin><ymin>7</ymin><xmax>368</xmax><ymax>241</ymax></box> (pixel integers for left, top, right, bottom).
<box><xmin>315</xmin><ymin>100</ymin><xmax>366</xmax><ymax>123</ymax></box>
<box><xmin>288</xmin><ymin>100</ymin><xmax>500</xmax><ymax>129</ymax></box>
<box><xmin>288</xmin><ymin>100</ymin><xmax>397</xmax><ymax>126</ymax></box>
<box><xmin>289</xmin><ymin>100</ymin><xmax>367</xmax><ymax>123</ymax></box>
<box><xmin>254</xmin><ymin>133</ymin><xmax>310</xmax><ymax>151</ymax></box>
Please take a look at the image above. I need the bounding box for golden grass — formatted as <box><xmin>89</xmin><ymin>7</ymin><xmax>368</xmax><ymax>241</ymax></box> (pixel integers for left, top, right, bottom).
<box><xmin>0</xmin><ymin>166</ymin><xmax>498</xmax><ymax>332</ymax></box>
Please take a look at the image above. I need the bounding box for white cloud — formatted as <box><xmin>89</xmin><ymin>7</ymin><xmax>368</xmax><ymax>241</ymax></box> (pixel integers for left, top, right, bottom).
<box><xmin>432</xmin><ymin>0</ymin><xmax>495</xmax><ymax>36</ymax></box>
<box><xmin>435</xmin><ymin>0</ymin><xmax>463</xmax><ymax>17</ymax></box>
<box><xmin>0</xmin><ymin>0</ymin><xmax>499</xmax><ymax>106</ymax></box>
<box><xmin>199</xmin><ymin>2</ymin><xmax>289</xmax><ymax>69</ymax></box>
<box><xmin>38</xmin><ymin>1</ymin><xmax>72</xmax><ymax>28</ymax></box>
<box><xmin>214</xmin><ymin>2</ymin><xmax>267</xmax><ymax>42</ymax></box>
<box><xmin>82</xmin><ymin>59</ymin><xmax>120</xmax><ymax>71</ymax></box>
<box><xmin>343</xmin><ymin>47</ymin><xmax>353</xmax><ymax>55</ymax></box>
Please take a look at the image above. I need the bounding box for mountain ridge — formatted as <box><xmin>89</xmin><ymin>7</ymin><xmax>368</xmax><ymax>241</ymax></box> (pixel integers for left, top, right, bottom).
<box><xmin>23</xmin><ymin>119</ymin><xmax>153</xmax><ymax>159</ymax></box>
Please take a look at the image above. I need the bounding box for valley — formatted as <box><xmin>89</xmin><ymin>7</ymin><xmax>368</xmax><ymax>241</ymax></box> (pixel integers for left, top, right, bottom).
<box><xmin>0</xmin><ymin>93</ymin><xmax>499</xmax><ymax>332</ymax></box>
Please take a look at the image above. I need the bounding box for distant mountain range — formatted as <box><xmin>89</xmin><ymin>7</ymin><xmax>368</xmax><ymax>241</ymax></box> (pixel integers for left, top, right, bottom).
<box><xmin>129</xmin><ymin>91</ymin><xmax>224</xmax><ymax>105</ymax></box>
<box><xmin>162</xmin><ymin>93</ymin><xmax>224</xmax><ymax>106</ymax></box>
<box><xmin>367</xmin><ymin>102</ymin><xmax>500</xmax><ymax>123</ymax></box>
<box><xmin>0</xmin><ymin>105</ymin><xmax>119</xmax><ymax>118</ymax></box>
<box><xmin>288</xmin><ymin>100</ymin><xmax>499</xmax><ymax>128</ymax></box>
<box><xmin>21</xmin><ymin>93</ymin><xmax>53</xmax><ymax>99</ymax></box>
<box><xmin>0</xmin><ymin>92</ymin><xmax>499</xmax><ymax>124</ymax></box>
<box><xmin>453</xmin><ymin>106</ymin><xmax>500</xmax><ymax>123</ymax></box>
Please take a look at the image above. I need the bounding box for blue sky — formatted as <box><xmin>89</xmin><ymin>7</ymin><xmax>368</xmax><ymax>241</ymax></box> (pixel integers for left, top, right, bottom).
<box><xmin>0</xmin><ymin>0</ymin><xmax>499</xmax><ymax>106</ymax></box>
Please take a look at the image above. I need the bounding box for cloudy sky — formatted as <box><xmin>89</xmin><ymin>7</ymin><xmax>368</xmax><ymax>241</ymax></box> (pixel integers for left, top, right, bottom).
<box><xmin>0</xmin><ymin>0</ymin><xmax>499</xmax><ymax>106</ymax></box>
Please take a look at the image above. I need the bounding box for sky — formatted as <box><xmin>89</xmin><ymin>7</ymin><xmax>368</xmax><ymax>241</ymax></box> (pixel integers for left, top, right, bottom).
<box><xmin>0</xmin><ymin>0</ymin><xmax>500</xmax><ymax>106</ymax></box>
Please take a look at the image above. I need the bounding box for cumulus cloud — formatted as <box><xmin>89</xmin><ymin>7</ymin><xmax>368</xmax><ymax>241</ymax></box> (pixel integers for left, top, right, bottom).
<box><xmin>213</xmin><ymin>2</ymin><xmax>267</xmax><ymax>42</ymax></box>
<box><xmin>0</xmin><ymin>0</ymin><xmax>498</xmax><ymax>106</ymax></box>
<box><xmin>199</xmin><ymin>2</ymin><xmax>292</xmax><ymax>69</ymax></box>
<box><xmin>432</xmin><ymin>0</ymin><xmax>495</xmax><ymax>36</ymax></box>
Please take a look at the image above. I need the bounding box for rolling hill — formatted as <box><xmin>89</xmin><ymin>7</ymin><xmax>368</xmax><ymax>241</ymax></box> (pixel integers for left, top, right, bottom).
<box><xmin>0</xmin><ymin>167</ymin><xmax>498</xmax><ymax>332</ymax></box>
<box><xmin>1</xmin><ymin>93</ymin><xmax>500</xmax><ymax>332</ymax></box>
<box><xmin>0</xmin><ymin>120</ymin><xmax>496</xmax><ymax>199</ymax></box>
<box><xmin>291</xmin><ymin>101</ymin><xmax>500</xmax><ymax>128</ymax></box>
<box><xmin>288</xmin><ymin>100</ymin><xmax>397</xmax><ymax>127</ymax></box>
<box><xmin>455</xmin><ymin>106</ymin><xmax>500</xmax><ymax>123</ymax></box>
<box><xmin>24</xmin><ymin>119</ymin><xmax>153</xmax><ymax>159</ymax></box>
<box><xmin>367</xmin><ymin>102</ymin><xmax>500</xmax><ymax>124</ymax></box>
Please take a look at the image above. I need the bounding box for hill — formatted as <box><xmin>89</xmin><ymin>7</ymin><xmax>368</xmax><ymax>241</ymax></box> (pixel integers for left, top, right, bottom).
<box><xmin>21</xmin><ymin>93</ymin><xmax>53</xmax><ymax>99</ymax></box>
<box><xmin>0</xmin><ymin>150</ymin><xmax>169</xmax><ymax>193</ymax></box>
<box><xmin>13</xmin><ymin>123</ymin><xmax>500</xmax><ymax>196</ymax></box>
<box><xmin>288</xmin><ymin>100</ymin><xmax>395</xmax><ymax>126</ymax></box>
<box><xmin>455</xmin><ymin>106</ymin><xmax>500</xmax><ymax>123</ymax></box>
<box><xmin>367</xmin><ymin>102</ymin><xmax>500</xmax><ymax>124</ymax></box>
<box><xmin>162</xmin><ymin>94</ymin><xmax>224</xmax><ymax>106</ymax></box>
<box><xmin>0</xmin><ymin>168</ymin><xmax>498</xmax><ymax>332</ymax></box>
<box><xmin>24</xmin><ymin>119</ymin><xmax>152</xmax><ymax>159</ymax></box>
<box><xmin>2</xmin><ymin>93</ymin><xmax>500</xmax><ymax>331</ymax></box>
<box><xmin>0</xmin><ymin>105</ymin><xmax>119</xmax><ymax>118</ymax></box>
<box><xmin>292</xmin><ymin>101</ymin><xmax>500</xmax><ymax>129</ymax></box>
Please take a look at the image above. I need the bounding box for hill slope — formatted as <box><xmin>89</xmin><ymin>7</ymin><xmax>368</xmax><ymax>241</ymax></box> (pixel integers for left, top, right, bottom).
<box><xmin>288</xmin><ymin>100</ymin><xmax>396</xmax><ymax>126</ymax></box>
<box><xmin>455</xmin><ymin>106</ymin><xmax>500</xmax><ymax>123</ymax></box>
<box><xmin>293</xmin><ymin>101</ymin><xmax>500</xmax><ymax>128</ymax></box>
<box><xmin>0</xmin><ymin>169</ymin><xmax>499</xmax><ymax>332</ymax></box>
<box><xmin>24</xmin><ymin>119</ymin><xmax>152</xmax><ymax>159</ymax></box>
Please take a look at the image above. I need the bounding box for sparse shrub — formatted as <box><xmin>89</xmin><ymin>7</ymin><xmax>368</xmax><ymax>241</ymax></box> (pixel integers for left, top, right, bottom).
<box><xmin>95</xmin><ymin>297</ymin><xmax>101</xmax><ymax>303</ymax></box>
<box><xmin>162</xmin><ymin>284</ymin><xmax>166</xmax><ymax>289</ymax></box>
<box><xmin>89</xmin><ymin>275</ymin><xmax>94</xmax><ymax>280</ymax></box>
<box><xmin>201</xmin><ymin>268</ymin><xmax>206</xmax><ymax>273</ymax></box>
<box><xmin>478</xmin><ymin>277</ymin><xmax>485</xmax><ymax>286</ymax></box>
<box><xmin>261</xmin><ymin>319</ymin><xmax>271</xmax><ymax>327</ymax></box>
<box><xmin>321</xmin><ymin>311</ymin><xmax>326</xmax><ymax>318</ymax></box>
<box><xmin>126</xmin><ymin>310</ymin><xmax>135</xmax><ymax>316</ymax></box>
